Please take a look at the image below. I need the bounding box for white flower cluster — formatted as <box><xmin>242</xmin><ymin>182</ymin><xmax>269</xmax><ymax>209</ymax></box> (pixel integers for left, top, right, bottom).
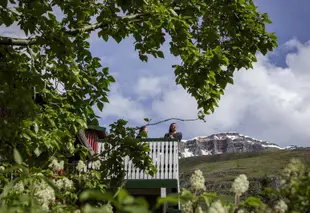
<box><xmin>181</xmin><ymin>200</ymin><xmax>193</xmax><ymax>213</ymax></box>
<box><xmin>33</xmin><ymin>180</ymin><xmax>55</xmax><ymax>211</ymax></box>
<box><xmin>54</xmin><ymin>177</ymin><xmax>74</xmax><ymax>190</ymax></box>
<box><xmin>91</xmin><ymin>160</ymin><xmax>101</xmax><ymax>170</ymax></box>
<box><xmin>195</xmin><ymin>206</ymin><xmax>204</xmax><ymax>213</ymax></box>
<box><xmin>232</xmin><ymin>174</ymin><xmax>249</xmax><ymax>196</ymax></box>
<box><xmin>76</xmin><ymin>160</ymin><xmax>86</xmax><ymax>171</ymax></box>
<box><xmin>49</xmin><ymin>159</ymin><xmax>64</xmax><ymax>171</ymax></box>
<box><xmin>0</xmin><ymin>166</ymin><xmax>5</xmax><ymax>171</ymax></box>
<box><xmin>283</xmin><ymin>158</ymin><xmax>303</xmax><ymax>176</ymax></box>
<box><xmin>13</xmin><ymin>181</ymin><xmax>25</xmax><ymax>194</ymax></box>
<box><xmin>208</xmin><ymin>201</ymin><xmax>228</xmax><ymax>213</ymax></box>
<box><xmin>281</xmin><ymin>158</ymin><xmax>304</xmax><ymax>188</ymax></box>
<box><xmin>190</xmin><ymin>169</ymin><xmax>206</xmax><ymax>191</ymax></box>
<box><xmin>274</xmin><ymin>200</ymin><xmax>288</xmax><ymax>213</ymax></box>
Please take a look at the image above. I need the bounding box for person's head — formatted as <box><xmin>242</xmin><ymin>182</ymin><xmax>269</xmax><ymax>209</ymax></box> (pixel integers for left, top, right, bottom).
<box><xmin>138</xmin><ymin>126</ymin><xmax>148</xmax><ymax>138</ymax></box>
<box><xmin>169</xmin><ymin>123</ymin><xmax>177</xmax><ymax>133</ymax></box>
<box><xmin>139</xmin><ymin>126</ymin><xmax>148</xmax><ymax>134</ymax></box>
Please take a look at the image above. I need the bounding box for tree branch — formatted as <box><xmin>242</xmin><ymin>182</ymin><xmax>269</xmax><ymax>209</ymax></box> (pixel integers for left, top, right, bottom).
<box><xmin>0</xmin><ymin>14</ymin><xmax>143</xmax><ymax>46</ymax></box>
<box><xmin>137</xmin><ymin>117</ymin><xmax>201</xmax><ymax>130</ymax></box>
<box><xmin>0</xmin><ymin>36</ymin><xmax>37</xmax><ymax>46</ymax></box>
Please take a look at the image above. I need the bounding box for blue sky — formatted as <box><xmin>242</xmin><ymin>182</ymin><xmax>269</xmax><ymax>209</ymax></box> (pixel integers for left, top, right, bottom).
<box><xmin>91</xmin><ymin>0</ymin><xmax>310</xmax><ymax>147</ymax></box>
<box><xmin>1</xmin><ymin>0</ymin><xmax>310</xmax><ymax>147</ymax></box>
<box><xmin>255</xmin><ymin>0</ymin><xmax>310</xmax><ymax>66</ymax></box>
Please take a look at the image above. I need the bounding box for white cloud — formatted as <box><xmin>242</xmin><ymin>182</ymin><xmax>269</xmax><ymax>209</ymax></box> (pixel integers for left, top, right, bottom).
<box><xmin>285</xmin><ymin>39</ymin><xmax>310</xmax><ymax>78</ymax></box>
<box><xmin>135</xmin><ymin>76</ymin><xmax>170</xmax><ymax>99</ymax></box>
<box><xmin>152</xmin><ymin>85</ymin><xmax>197</xmax><ymax>118</ymax></box>
<box><xmin>144</xmin><ymin>39</ymin><xmax>310</xmax><ymax>147</ymax></box>
<box><xmin>97</xmin><ymin>84</ymin><xmax>147</xmax><ymax>123</ymax></box>
<box><xmin>100</xmin><ymin>56</ymin><xmax>116</xmax><ymax>67</ymax></box>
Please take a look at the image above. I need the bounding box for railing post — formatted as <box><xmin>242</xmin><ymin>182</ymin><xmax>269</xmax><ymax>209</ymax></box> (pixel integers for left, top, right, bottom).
<box><xmin>161</xmin><ymin>188</ymin><xmax>167</xmax><ymax>213</ymax></box>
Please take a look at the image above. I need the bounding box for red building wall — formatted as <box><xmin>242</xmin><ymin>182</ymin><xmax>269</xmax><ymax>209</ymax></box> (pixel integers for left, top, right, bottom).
<box><xmin>85</xmin><ymin>130</ymin><xmax>99</xmax><ymax>153</ymax></box>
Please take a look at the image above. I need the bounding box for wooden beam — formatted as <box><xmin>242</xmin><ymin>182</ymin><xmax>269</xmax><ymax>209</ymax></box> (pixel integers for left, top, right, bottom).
<box><xmin>125</xmin><ymin>179</ymin><xmax>178</xmax><ymax>189</ymax></box>
<box><xmin>77</xmin><ymin>129</ymin><xmax>95</xmax><ymax>157</ymax></box>
<box><xmin>127</xmin><ymin>188</ymin><xmax>160</xmax><ymax>195</ymax></box>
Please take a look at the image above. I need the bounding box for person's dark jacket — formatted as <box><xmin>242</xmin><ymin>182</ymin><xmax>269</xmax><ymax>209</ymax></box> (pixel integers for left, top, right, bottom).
<box><xmin>164</xmin><ymin>132</ymin><xmax>182</xmax><ymax>141</ymax></box>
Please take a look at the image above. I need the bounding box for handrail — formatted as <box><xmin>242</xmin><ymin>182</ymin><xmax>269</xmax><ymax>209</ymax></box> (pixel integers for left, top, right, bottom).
<box><xmin>138</xmin><ymin>138</ymin><xmax>180</xmax><ymax>142</ymax></box>
<box><xmin>97</xmin><ymin>138</ymin><xmax>181</xmax><ymax>143</ymax></box>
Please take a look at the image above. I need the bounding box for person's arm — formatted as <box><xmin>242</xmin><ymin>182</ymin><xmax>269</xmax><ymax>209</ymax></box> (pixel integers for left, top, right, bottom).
<box><xmin>175</xmin><ymin>132</ymin><xmax>183</xmax><ymax>141</ymax></box>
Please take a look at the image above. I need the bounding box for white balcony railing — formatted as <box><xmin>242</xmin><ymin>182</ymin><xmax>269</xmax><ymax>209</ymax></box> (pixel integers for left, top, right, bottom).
<box><xmin>86</xmin><ymin>139</ymin><xmax>180</xmax><ymax>181</ymax></box>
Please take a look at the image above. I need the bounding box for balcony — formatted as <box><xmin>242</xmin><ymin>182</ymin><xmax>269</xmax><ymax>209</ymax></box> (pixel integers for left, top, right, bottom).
<box><xmin>86</xmin><ymin>138</ymin><xmax>180</xmax><ymax>186</ymax></box>
<box><xmin>82</xmin><ymin>129</ymin><xmax>181</xmax><ymax>213</ymax></box>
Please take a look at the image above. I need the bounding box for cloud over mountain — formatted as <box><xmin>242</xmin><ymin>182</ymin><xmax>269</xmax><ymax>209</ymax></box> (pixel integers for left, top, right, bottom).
<box><xmin>99</xmin><ymin>39</ymin><xmax>310</xmax><ymax>147</ymax></box>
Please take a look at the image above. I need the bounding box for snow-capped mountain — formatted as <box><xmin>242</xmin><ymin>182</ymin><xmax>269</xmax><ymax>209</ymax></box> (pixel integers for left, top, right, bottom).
<box><xmin>179</xmin><ymin>132</ymin><xmax>297</xmax><ymax>158</ymax></box>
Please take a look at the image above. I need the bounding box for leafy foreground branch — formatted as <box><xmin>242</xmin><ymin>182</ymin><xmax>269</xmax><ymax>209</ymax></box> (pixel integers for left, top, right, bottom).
<box><xmin>1</xmin><ymin>2</ymin><xmax>278</xmax><ymax>202</ymax></box>
<box><xmin>0</xmin><ymin>14</ymin><xmax>143</xmax><ymax>46</ymax></box>
<box><xmin>0</xmin><ymin>0</ymin><xmax>279</xmax><ymax>212</ymax></box>
<box><xmin>0</xmin><ymin>157</ymin><xmax>309</xmax><ymax>213</ymax></box>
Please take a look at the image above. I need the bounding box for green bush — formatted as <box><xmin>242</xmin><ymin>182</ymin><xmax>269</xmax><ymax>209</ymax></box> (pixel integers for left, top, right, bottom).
<box><xmin>1</xmin><ymin>149</ymin><xmax>309</xmax><ymax>213</ymax></box>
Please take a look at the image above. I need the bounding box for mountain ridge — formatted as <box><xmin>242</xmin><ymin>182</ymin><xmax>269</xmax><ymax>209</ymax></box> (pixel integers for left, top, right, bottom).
<box><xmin>179</xmin><ymin>132</ymin><xmax>297</xmax><ymax>158</ymax></box>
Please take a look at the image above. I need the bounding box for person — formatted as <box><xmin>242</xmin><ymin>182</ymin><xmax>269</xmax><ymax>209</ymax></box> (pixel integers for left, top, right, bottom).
<box><xmin>136</xmin><ymin>126</ymin><xmax>148</xmax><ymax>139</ymax></box>
<box><xmin>164</xmin><ymin>123</ymin><xmax>182</xmax><ymax>140</ymax></box>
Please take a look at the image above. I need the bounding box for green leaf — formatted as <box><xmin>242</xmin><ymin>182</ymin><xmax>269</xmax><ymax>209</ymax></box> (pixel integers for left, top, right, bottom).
<box><xmin>22</xmin><ymin>133</ymin><xmax>31</xmax><ymax>140</ymax></box>
<box><xmin>139</xmin><ymin>54</ymin><xmax>148</xmax><ymax>62</ymax></box>
<box><xmin>102</xmin><ymin>34</ymin><xmax>109</xmax><ymax>42</ymax></box>
<box><xmin>227</xmin><ymin>77</ymin><xmax>234</xmax><ymax>85</ymax></box>
<box><xmin>80</xmin><ymin>190</ymin><xmax>113</xmax><ymax>201</ymax></box>
<box><xmin>100</xmin><ymin>96</ymin><xmax>109</xmax><ymax>103</ymax></box>
<box><xmin>34</xmin><ymin>147</ymin><xmax>42</xmax><ymax>157</ymax></box>
<box><xmin>155</xmin><ymin>194</ymin><xmax>179</xmax><ymax>209</ymax></box>
<box><xmin>117</xmin><ymin>189</ymin><xmax>129</xmax><ymax>203</ymax></box>
<box><xmin>140</xmin><ymin>131</ymin><xmax>148</xmax><ymax>138</ymax></box>
<box><xmin>1</xmin><ymin>12</ymin><xmax>15</xmax><ymax>26</ymax></box>
<box><xmin>0</xmin><ymin>0</ymin><xmax>8</xmax><ymax>7</ymax></box>
<box><xmin>13</xmin><ymin>148</ymin><xmax>22</xmax><ymax>165</ymax></box>
<box><xmin>108</xmin><ymin>75</ymin><xmax>115</xmax><ymax>83</ymax></box>
<box><xmin>97</xmin><ymin>102</ymin><xmax>104</xmax><ymax>111</ymax></box>
<box><xmin>200</xmin><ymin>192</ymin><xmax>218</xmax><ymax>206</ymax></box>
<box><xmin>122</xmin><ymin>196</ymin><xmax>135</xmax><ymax>205</ymax></box>
<box><xmin>144</xmin><ymin>118</ymin><xmax>150</xmax><ymax>122</ymax></box>
<box><xmin>169</xmin><ymin>8</ymin><xmax>178</xmax><ymax>17</ymax></box>
<box><xmin>33</xmin><ymin>122</ymin><xmax>39</xmax><ymax>134</ymax></box>
<box><xmin>0</xmin><ymin>165</ymin><xmax>23</xmax><ymax>174</ymax></box>
<box><xmin>242</xmin><ymin>196</ymin><xmax>263</xmax><ymax>208</ymax></box>
<box><xmin>157</xmin><ymin>51</ymin><xmax>164</xmax><ymax>59</ymax></box>
<box><xmin>102</xmin><ymin>67</ymin><xmax>109</xmax><ymax>75</ymax></box>
<box><xmin>123</xmin><ymin>206</ymin><xmax>151</xmax><ymax>213</ymax></box>
<box><xmin>113</xmin><ymin>34</ymin><xmax>122</xmax><ymax>43</ymax></box>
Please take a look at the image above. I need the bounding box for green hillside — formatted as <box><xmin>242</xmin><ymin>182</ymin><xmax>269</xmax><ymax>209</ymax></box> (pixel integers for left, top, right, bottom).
<box><xmin>179</xmin><ymin>148</ymin><xmax>310</xmax><ymax>201</ymax></box>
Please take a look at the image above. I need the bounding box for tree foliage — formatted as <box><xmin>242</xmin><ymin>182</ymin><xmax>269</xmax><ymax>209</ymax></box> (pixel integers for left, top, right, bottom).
<box><xmin>0</xmin><ymin>0</ymin><xmax>277</xmax><ymax>157</ymax></box>
<box><xmin>0</xmin><ymin>0</ymin><xmax>278</xmax><ymax>211</ymax></box>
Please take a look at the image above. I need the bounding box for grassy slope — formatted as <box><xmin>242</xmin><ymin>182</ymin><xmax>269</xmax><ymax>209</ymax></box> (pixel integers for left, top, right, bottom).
<box><xmin>179</xmin><ymin>148</ymin><xmax>310</xmax><ymax>200</ymax></box>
